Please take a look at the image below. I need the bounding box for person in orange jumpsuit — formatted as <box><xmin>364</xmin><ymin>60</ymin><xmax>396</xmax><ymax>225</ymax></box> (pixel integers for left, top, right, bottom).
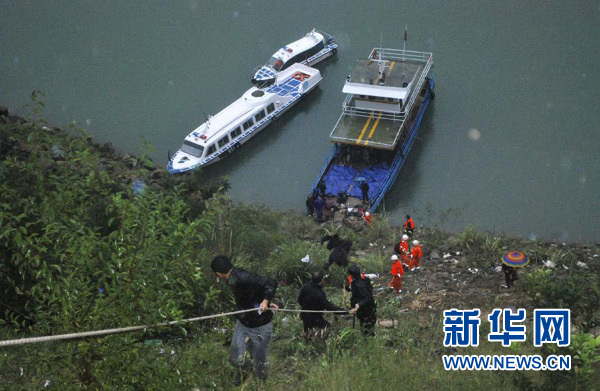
<box><xmin>363</xmin><ymin>211</ymin><xmax>374</xmax><ymax>226</ymax></box>
<box><xmin>404</xmin><ymin>215</ymin><xmax>415</xmax><ymax>237</ymax></box>
<box><xmin>410</xmin><ymin>240</ymin><xmax>423</xmax><ymax>271</ymax></box>
<box><xmin>389</xmin><ymin>255</ymin><xmax>404</xmax><ymax>295</ymax></box>
<box><xmin>395</xmin><ymin>234</ymin><xmax>410</xmax><ymax>267</ymax></box>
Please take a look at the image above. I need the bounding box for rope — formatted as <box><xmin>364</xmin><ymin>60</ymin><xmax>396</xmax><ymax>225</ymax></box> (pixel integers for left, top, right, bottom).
<box><xmin>0</xmin><ymin>307</ymin><xmax>349</xmax><ymax>347</ymax></box>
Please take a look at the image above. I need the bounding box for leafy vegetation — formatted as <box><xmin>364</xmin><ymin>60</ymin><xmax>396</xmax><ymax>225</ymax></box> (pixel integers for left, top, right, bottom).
<box><xmin>1</xmin><ymin>108</ymin><xmax>599</xmax><ymax>389</ymax></box>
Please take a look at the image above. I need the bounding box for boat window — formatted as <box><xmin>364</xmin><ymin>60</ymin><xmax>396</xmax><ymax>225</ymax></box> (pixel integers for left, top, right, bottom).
<box><xmin>243</xmin><ymin>118</ymin><xmax>254</xmax><ymax>130</ymax></box>
<box><xmin>266</xmin><ymin>103</ymin><xmax>275</xmax><ymax>114</ymax></box>
<box><xmin>217</xmin><ymin>135</ymin><xmax>229</xmax><ymax>149</ymax></box>
<box><xmin>283</xmin><ymin>54</ymin><xmax>301</xmax><ymax>70</ymax></box>
<box><xmin>267</xmin><ymin>57</ymin><xmax>284</xmax><ymax>71</ymax></box>
<box><xmin>205</xmin><ymin>144</ymin><xmax>216</xmax><ymax>157</ymax></box>
<box><xmin>255</xmin><ymin>110</ymin><xmax>266</xmax><ymax>122</ymax></box>
<box><xmin>230</xmin><ymin>127</ymin><xmax>242</xmax><ymax>139</ymax></box>
<box><xmin>180</xmin><ymin>140</ymin><xmax>204</xmax><ymax>157</ymax></box>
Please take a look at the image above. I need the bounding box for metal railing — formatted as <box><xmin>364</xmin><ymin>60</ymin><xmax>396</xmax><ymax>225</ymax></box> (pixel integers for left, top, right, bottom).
<box><xmin>368</xmin><ymin>48</ymin><xmax>432</xmax><ymax>64</ymax></box>
<box><xmin>331</xmin><ymin>48</ymin><xmax>433</xmax><ymax>147</ymax></box>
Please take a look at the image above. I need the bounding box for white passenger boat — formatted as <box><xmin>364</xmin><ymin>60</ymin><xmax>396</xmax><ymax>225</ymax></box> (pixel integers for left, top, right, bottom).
<box><xmin>168</xmin><ymin>63</ymin><xmax>322</xmax><ymax>174</ymax></box>
<box><xmin>252</xmin><ymin>29</ymin><xmax>337</xmax><ymax>84</ymax></box>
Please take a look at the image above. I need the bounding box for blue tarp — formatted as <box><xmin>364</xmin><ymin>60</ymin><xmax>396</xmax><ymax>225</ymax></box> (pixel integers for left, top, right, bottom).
<box><xmin>321</xmin><ymin>163</ymin><xmax>390</xmax><ymax>200</ymax></box>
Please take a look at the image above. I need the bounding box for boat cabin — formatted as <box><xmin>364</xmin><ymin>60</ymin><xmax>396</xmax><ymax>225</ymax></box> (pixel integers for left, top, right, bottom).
<box><xmin>329</xmin><ymin>49</ymin><xmax>433</xmax><ymax>150</ymax></box>
<box><xmin>181</xmin><ymin>100</ymin><xmax>278</xmax><ymax>161</ymax></box>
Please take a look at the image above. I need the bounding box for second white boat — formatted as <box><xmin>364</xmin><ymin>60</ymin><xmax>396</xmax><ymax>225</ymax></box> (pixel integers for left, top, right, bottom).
<box><xmin>168</xmin><ymin>63</ymin><xmax>322</xmax><ymax>174</ymax></box>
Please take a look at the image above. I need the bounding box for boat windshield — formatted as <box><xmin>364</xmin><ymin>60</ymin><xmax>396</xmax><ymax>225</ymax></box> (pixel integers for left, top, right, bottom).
<box><xmin>180</xmin><ymin>140</ymin><xmax>204</xmax><ymax>157</ymax></box>
<box><xmin>267</xmin><ymin>57</ymin><xmax>284</xmax><ymax>71</ymax></box>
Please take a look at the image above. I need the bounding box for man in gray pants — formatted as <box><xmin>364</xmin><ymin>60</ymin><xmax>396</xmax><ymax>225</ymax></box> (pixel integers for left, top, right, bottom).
<box><xmin>211</xmin><ymin>256</ymin><xmax>278</xmax><ymax>384</ymax></box>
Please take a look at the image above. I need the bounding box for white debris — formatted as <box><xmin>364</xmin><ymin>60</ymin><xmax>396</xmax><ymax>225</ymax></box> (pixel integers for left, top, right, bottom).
<box><xmin>443</xmin><ymin>253</ymin><xmax>451</xmax><ymax>259</ymax></box>
<box><xmin>20</xmin><ymin>367</ymin><xmax>23</xmax><ymax>376</ymax></box>
<box><xmin>159</xmin><ymin>349</ymin><xmax>165</xmax><ymax>354</ymax></box>
<box><xmin>576</xmin><ymin>261</ymin><xmax>588</xmax><ymax>269</ymax></box>
<box><xmin>594</xmin><ymin>254</ymin><xmax>599</xmax><ymax>258</ymax></box>
<box><xmin>562</xmin><ymin>264</ymin><xmax>569</xmax><ymax>270</ymax></box>
<box><xmin>365</xmin><ymin>273</ymin><xmax>379</xmax><ymax>279</ymax></box>
<box><xmin>415</xmin><ymin>288</ymin><xmax>420</xmax><ymax>294</ymax></box>
<box><xmin>495</xmin><ymin>266</ymin><xmax>502</xmax><ymax>273</ymax></box>
<box><xmin>382</xmin><ymin>245</ymin><xmax>386</xmax><ymax>249</ymax></box>
<box><xmin>44</xmin><ymin>380</ymin><xmax>51</xmax><ymax>388</ymax></box>
<box><xmin>467</xmin><ymin>268</ymin><xmax>479</xmax><ymax>274</ymax></box>
<box><xmin>452</xmin><ymin>259</ymin><xmax>459</xmax><ymax>264</ymax></box>
<box><xmin>369</xmin><ymin>243</ymin><xmax>375</xmax><ymax>247</ymax></box>
<box><xmin>542</xmin><ymin>260</ymin><xmax>555</xmax><ymax>269</ymax></box>
<box><xmin>282</xmin><ymin>317</ymin><xmax>289</xmax><ymax>325</ymax></box>
<box><xmin>171</xmin><ymin>350</ymin><xmax>175</xmax><ymax>355</ymax></box>
<box><xmin>301</xmin><ymin>255</ymin><xmax>310</xmax><ymax>263</ymax></box>
<box><xmin>456</xmin><ymin>251</ymin><xmax>461</xmax><ymax>255</ymax></box>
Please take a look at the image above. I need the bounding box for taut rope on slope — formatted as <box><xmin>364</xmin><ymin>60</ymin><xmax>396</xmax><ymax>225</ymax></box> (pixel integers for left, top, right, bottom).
<box><xmin>0</xmin><ymin>307</ymin><xmax>349</xmax><ymax>347</ymax></box>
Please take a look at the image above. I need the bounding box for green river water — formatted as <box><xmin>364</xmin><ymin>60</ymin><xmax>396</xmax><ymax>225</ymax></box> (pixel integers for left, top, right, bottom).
<box><xmin>1</xmin><ymin>1</ymin><xmax>599</xmax><ymax>243</ymax></box>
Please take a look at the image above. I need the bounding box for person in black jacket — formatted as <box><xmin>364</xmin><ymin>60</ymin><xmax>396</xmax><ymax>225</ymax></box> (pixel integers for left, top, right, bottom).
<box><xmin>297</xmin><ymin>272</ymin><xmax>348</xmax><ymax>337</ymax></box>
<box><xmin>360</xmin><ymin>180</ymin><xmax>370</xmax><ymax>204</ymax></box>
<box><xmin>346</xmin><ymin>264</ymin><xmax>377</xmax><ymax>336</ymax></box>
<box><xmin>321</xmin><ymin>234</ymin><xmax>352</xmax><ymax>270</ymax></box>
<box><xmin>211</xmin><ymin>256</ymin><xmax>278</xmax><ymax>382</ymax></box>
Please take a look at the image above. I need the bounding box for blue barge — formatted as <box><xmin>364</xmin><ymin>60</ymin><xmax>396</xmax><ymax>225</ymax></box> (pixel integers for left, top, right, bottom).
<box><xmin>309</xmin><ymin>48</ymin><xmax>434</xmax><ymax>218</ymax></box>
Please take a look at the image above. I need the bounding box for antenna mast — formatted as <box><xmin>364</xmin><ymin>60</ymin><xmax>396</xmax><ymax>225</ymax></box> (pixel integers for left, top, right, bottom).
<box><xmin>402</xmin><ymin>24</ymin><xmax>408</xmax><ymax>80</ymax></box>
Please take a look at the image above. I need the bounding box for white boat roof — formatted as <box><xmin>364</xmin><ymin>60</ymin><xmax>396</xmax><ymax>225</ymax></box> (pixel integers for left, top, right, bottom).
<box><xmin>185</xmin><ymin>64</ymin><xmax>318</xmax><ymax>144</ymax></box>
<box><xmin>342</xmin><ymin>83</ymin><xmax>409</xmax><ymax>100</ymax></box>
<box><xmin>273</xmin><ymin>30</ymin><xmax>323</xmax><ymax>63</ymax></box>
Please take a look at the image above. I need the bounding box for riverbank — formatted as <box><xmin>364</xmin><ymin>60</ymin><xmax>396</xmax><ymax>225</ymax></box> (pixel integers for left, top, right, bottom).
<box><xmin>1</xmin><ymin>107</ymin><xmax>599</xmax><ymax>389</ymax></box>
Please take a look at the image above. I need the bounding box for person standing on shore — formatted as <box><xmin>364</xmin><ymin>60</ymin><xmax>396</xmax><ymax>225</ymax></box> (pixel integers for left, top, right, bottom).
<box><xmin>317</xmin><ymin>180</ymin><xmax>327</xmax><ymax>198</ymax></box>
<box><xmin>410</xmin><ymin>240</ymin><xmax>423</xmax><ymax>271</ymax></box>
<box><xmin>297</xmin><ymin>272</ymin><xmax>348</xmax><ymax>338</ymax></box>
<box><xmin>396</xmin><ymin>234</ymin><xmax>411</xmax><ymax>267</ymax></box>
<box><xmin>314</xmin><ymin>195</ymin><xmax>324</xmax><ymax>221</ymax></box>
<box><xmin>210</xmin><ymin>256</ymin><xmax>278</xmax><ymax>383</ymax></box>
<box><xmin>404</xmin><ymin>215</ymin><xmax>415</xmax><ymax>237</ymax></box>
<box><xmin>502</xmin><ymin>263</ymin><xmax>519</xmax><ymax>288</ymax></box>
<box><xmin>389</xmin><ymin>255</ymin><xmax>404</xmax><ymax>295</ymax></box>
<box><xmin>360</xmin><ymin>180</ymin><xmax>370</xmax><ymax>204</ymax></box>
<box><xmin>346</xmin><ymin>265</ymin><xmax>377</xmax><ymax>336</ymax></box>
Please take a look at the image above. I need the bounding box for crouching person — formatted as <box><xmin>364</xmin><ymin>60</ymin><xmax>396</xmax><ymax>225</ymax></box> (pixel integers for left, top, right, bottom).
<box><xmin>211</xmin><ymin>255</ymin><xmax>278</xmax><ymax>384</ymax></box>
<box><xmin>298</xmin><ymin>272</ymin><xmax>348</xmax><ymax>340</ymax></box>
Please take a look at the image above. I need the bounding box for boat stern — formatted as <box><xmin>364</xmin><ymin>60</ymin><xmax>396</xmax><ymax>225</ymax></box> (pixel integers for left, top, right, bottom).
<box><xmin>275</xmin><ymin>63</ymin><xmax>322</xmax><ymax>93</ymax></box>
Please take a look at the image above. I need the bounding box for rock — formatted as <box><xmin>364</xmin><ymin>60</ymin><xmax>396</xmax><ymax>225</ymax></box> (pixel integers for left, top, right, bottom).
<box><xmin>377</xmin><ymin>319</ymin><xmax>398</xmax><ymax>328</ymax></box>
<box><xmin>429</xmin><ymin>250</ymin><xmax>440</xmax><ymax>259</ymax></box>
<box><xmin>149</xmin><ymin>168</ymin><xmax>162</xmax><ymax>180</ymax></box>
<box><xmin>576</xmin><ymin>261</ymin><xmax>588</xmax><ymax>269</ymax></box>
<box><xmin>99</xmin><ymin>142</ymin><xmax>115</xmax><ymax>155</ymax></box>
<box><xmin>0</xmin><ymin>106</ymin><xmax>8</xmax><ymax>117</ymax></box>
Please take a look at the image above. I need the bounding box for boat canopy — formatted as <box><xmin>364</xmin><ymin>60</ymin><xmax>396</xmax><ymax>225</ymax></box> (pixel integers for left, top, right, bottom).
<box><xmin>329</xmin><ymin>48</ymin><xmax>433</xmax><ymax>150</ymax></box>
<box><xmin>342</xmin><ymin>83</ymin><xmax>409</xmax><ymax>100</ymax></box>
